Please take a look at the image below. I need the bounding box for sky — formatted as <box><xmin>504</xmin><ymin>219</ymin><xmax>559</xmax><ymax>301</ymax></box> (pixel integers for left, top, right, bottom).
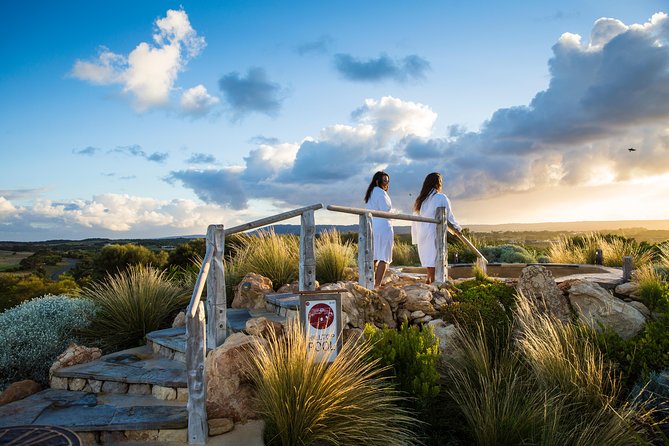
<box><xmin>1</xmin><ymin>0</ymin><xmax>669</xmax><ymax>241</ymax></box>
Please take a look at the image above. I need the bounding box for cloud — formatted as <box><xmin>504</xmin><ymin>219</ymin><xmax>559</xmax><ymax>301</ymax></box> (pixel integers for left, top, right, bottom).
<box><xmin>0</xmin><ymin>188</ymin><xmax>46</xmax><ymax>200</ymax></box>
<box><xmin>218</xmin><ymin>67</ymin><xmax>284</xmax><ymax>120</ymax></box>
<box><xmin>71</xmin><ymin>9</ymin><xmax>205</xmax><ymax>111</ymax></box>
<box><xmin>180</xmin><ymin>84</ymin><xmax>220</xmax><ymax>117</ymax></box>
<box><xmin>73</xmin><ymin>146</ymin><xmax>101</xmax><ymax>156</ymax></box>
<box><xmin>187</xmin><ymin>153</ymin><xmax>217</xmax><ymax>164</ymax></box>
<box><xmin>111</xmin><ymin>145</ymin><xmax>168</xmax><ymax>163</ymax></box>
<box><xmin>296</xmin><ymin>36</ymin><xmax>334</xmax><ymax>55</ymax></box>
<box><xmin>0</xmin><ymin>194</ymin><xmax>247</xmax><ymax>240</ymax></box>
<box><xmin>334</xmin><ymin>53</ymin><xmax>430</xmax><ymax>82</ymax></box>
<box><xmin>167</xmin><ymin>168</ymin><xmax>248</xmax><ymax>209</ymax></box>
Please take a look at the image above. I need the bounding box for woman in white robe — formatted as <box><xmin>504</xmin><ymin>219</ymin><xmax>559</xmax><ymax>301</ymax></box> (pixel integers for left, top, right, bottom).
<box><xmin>411</xmin><ymin>172</ymin><xmax>461</xmax><ymax>284</ymax></box>
<box><xmin>364</xmin><ymin>171</ymin><xmax>393</xmax><ymax>288</ymax></box>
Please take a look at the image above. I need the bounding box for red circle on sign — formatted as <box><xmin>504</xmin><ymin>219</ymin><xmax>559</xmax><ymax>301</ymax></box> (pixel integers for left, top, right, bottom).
<box><xmin>308</xmin><ymin>303</ymin><xmax>334</xmax><ymax>330</ymax></box>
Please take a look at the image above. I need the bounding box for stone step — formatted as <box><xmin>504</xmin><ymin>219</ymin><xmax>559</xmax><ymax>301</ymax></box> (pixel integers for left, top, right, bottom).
<box><xmin>264</xmin><ymin>292</ymin><xmax>300</xmax><ymax>319</ymax></box>
<box><xmin>0</xmin><ymin>389</ymin><xmax>187</xmax><ymax>443</ymax></box>
<box><xmin>51</xmin><ymin>346</ymin><xmax>188</xmax><ymax>402</ymax></box>
<box><xmin>147</xmin><ymin>327</ymin><xmax>187</xmax><ymax>362</ymax></box>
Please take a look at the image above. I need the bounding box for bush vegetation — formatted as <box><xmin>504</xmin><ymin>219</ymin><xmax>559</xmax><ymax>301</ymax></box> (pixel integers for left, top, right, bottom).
<box><xmin>247</xmin><ymin>320</ymin><xmax>420</xmax><ymax>446</ymax></box>
<box><xmin>0</xmin><ymin>295</ymin><xmax>97</xmax><ymax>387</ymax></box>
<box><xmin>80</xmin><ymin>265</ymin><xmax>189</xmax><ymax>352</ymax></box>
<box><xmin>363</xmin><ymin>322</ymin><xmax>440</xmax><ymax>410</ymax></box>
<box><xmin>480</xmin><ymin>244</ymin><xmax>537</xmax><ymax>263</ymax></box>
<box><xmin>0</xmin><ymin>273</ymin><xmax>80</xmax><ymax>312</ymax></box>
<box><xmin>548</xmin><ymin>232</ymin><xmax>654</xmax><ymax>267</ymax></box>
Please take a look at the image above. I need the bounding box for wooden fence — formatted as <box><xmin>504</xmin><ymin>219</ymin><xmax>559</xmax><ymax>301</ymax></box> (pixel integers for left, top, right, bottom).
<box><xmin>184</xmin><ymin>202</ymin><xmax>485</xmax><ymax>443</ymax></box>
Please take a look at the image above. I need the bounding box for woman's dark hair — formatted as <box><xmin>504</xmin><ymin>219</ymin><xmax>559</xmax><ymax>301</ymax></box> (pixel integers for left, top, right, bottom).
<box><xmin>364</xmin><ymin>171</ymin><xmax>389</xmax><ymax>203</ymax></box>
<box><xmin>413</xmin><ymin>172</ymin><xmax>442</xmax><ymax>212</ymax></box>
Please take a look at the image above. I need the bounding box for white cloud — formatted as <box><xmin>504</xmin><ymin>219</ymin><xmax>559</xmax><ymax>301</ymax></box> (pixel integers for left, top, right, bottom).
<box><xmin>71</xmin><ymin>9</ymin><xmax>205</xmax><ymax>111</ymax></box>
<box><xmin>0</xmin><ymin>197</ymin><xmax>17</xmax><ymax>218</ymax></box>
<box><xmin>180</xmin><ymin>85</ymin><xmax>220</xmax><ymax>116</ymax></box>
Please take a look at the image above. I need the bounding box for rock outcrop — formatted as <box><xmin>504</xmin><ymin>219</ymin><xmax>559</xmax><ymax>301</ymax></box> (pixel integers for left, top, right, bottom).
<box><xmin>231</xmin><ymin>273</ymin><xmax>273</xmax><ymax>310</ymax></box>
<box><xmin>517</xmin><ymin>265</ymin><xmax>572</xmax><ymax>323</ymax></box>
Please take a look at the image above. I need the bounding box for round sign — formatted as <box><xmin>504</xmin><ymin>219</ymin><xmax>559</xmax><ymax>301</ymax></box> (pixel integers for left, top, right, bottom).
<box><xmin>308</xmin><ymin>303</ymin><xmax>334</xmax><ymax>330</ymax></box>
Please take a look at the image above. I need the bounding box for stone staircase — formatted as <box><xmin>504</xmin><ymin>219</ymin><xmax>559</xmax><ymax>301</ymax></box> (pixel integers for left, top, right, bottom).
<box><xmin>0</xmin><ymin>301</ymin><xmax>292</xmax><ymax>444</ymax></box>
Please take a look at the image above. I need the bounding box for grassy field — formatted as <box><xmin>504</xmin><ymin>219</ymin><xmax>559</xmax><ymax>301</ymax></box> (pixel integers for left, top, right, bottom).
<box><xmin>0</xmin><ymin>250</ymin><xmax>33</xmax><ymax>272</ymax></box>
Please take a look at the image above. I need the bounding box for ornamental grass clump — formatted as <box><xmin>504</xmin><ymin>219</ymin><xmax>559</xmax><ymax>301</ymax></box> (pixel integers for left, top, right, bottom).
<box><xmin>315</xmin><ymin>229</ymin><xmax>355</xmax><ymax>284</ymax></box>
<box><xmin>247</xmin><ymin>320</ymin><xmax>420</xmax><ymax>446</ymax></box>
<box><xmin>548</xmin><ymin>233</ymin><xmax>653</xmax><ymax>267</ymax></box>
<box><xmin>0</xmin><ymin>295</ymin><xmax>97</xmax><ymax>387</ymax></box>
<box><xmin>392</xmin><ymin>240</ymin><xmax>419</xmax><ymax>266</ymax></box>
<box><xmin>228</xmin><ymin>229</ymin><xmax>299</xmax><ymax>290</ymax></box>
<box><xmin>81</xmin><ymin>265</ymin><xmax>189</xmax><ymax>352</ymax></box>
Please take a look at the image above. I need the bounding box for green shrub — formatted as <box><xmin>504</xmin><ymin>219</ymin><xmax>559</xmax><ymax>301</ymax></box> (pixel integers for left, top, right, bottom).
<box><xmin>81</xmin><ymin>265</ymin><xmax>189</xmax><ymax>352</ymax></box>
<box><xmin>480</xmin><ymin>244</ymin><xmax>537</xmax><ymax>263</ymax></box>
<box><xmin>595</xmin><ymin>313</ymin><xmax>669</xmax><ymax>389</ymax></box>
<box><xmin>93</xmin><ymin>243</ymin><xmax>168</xmax><ymax>279</ymax></box>
<box><xmin>440</xmin><ymin>280</ymin><xmax>515</xmax><ymax>336</ymax></box>
<box><xmin>392</xmin><ymin>240</ymin><xmax>420</xmax><ymax>266</ymax></box>
<box><xmin>316</xmin><ymin>230</ymin><xmax>356</xmax><ymax>284</ymax></box>
<box><xmin>247</xmin><ymin>321</ymin><xmax>419</xmax><ymax>446</ymax></box>
<box><xmin>363</xmin><ymin>322</ymin><xmax>440</xmax><ymax>410</ymax></box>
<box><xmin>0</xmin><ymin>295</ymin><xmax>97</xmax><ymax>387</ymax></box>
<box><xmin>635</xmin><ymin>264</ymin><xmax>669</xmax><ymax>313</ymax></box>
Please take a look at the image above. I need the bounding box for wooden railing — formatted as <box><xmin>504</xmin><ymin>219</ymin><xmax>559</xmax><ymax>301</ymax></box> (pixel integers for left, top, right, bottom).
<box><xmin>185</xmin><ymin>204</ymin><xmax>322</xmax><ymax>444</ymax></box>
<box><xmin>327</xmin><ymin>204</ymin><xmax>487</xmax><ymax>286</ymax></box>
<box><xmin>185</xmin><ymin>201</ymin><xmax>484</xmax><ymax>443</ymax></box>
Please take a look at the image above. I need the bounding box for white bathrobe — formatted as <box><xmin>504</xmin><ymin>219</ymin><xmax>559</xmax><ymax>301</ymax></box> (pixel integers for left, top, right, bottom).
<box><xmin>366</xmin><ymin>187</ymin><xmax>393</xmax><ymax>263</ymax></box>
<box><xmin>411</xmin><ymin>191</ymin><xmax>461</xmax><ymax>267</ymax></box>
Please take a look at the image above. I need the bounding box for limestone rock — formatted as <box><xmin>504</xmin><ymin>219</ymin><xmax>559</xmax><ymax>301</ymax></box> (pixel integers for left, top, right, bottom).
<box><xmin>615</xmin><ymin>282</ymin><xmax>640</xmax><ymax>298</ymax></box>
<box><xmin>379</xmin><ymin>286</ymin><xmax>407</xmax><ymax>310</ymax></box>
<box><xmin>277</xmin><ymin>280</ymin><xmax>319</xmax><ymax>293</ymax></box>
<box><xmin>0</xmin><ymin>380</ymin><xmax>41</xmax><ymax>405</ymax></box>
<box><xmin>627</xmin><ymin>301</ymin><xmax>651</xmax><ymax>318</ymax></box>
<box><xmin>102</xmin><ymin>381</ymin><xmax>129</xmax><ymax>394</ymax></box>
<box><xmin>346</xmin><ymin>282</ymin><xmax>396</xmax><ymax>328</ymax></box>
<box><xmin>68</xmin><ymin>378</ymin><xmax>87</xmax><ymax>391</ymax></box>
<box><xmin>568</xmin><ymin>280</ymin><xmax>646</xmax><ymax>339</ymax></box>
<box><xmin>403</xmin><ymin>283</ymin><xmax>437</xmax><ymax>315</ymax></box>
<box><xmin>172</xmin><ymin>311</ymin><xmax>186</xmax><ymax>328</ymax></box>
<box><xmin>414</xmin><ymin>315</ymin><xmax>433</xmax><ymax>324</ymax></box>
<box><xmin>427</xmin><ymin>319</ymin><xmax>460</xmax><ymax>363</ymax></box>
<box><xmin>397</xmin><ymin>309</ymin><xmax>411</xmax><ymax>324</ymax></box>
<box><xmin>208</xmin><ymin>418</ymin><xmax>234</xmax><ymax>436</ymax></box>
<box><xmin>231</xmin><ymin>273</ymin><xmax>273</xmax><ymax>310</ymax></box>
<box><xmin>342</xmin><ymin>328</ymin><xmax>363</xmax><ymax>345</ymax></box>
<box><xmin>517</xmin><ymin>265</ymin><xmax>572</xmax><ymax>323</ymax></box>
<box><xmin>245</xmin><ymin>316</ymin><xmax>284</xmax><ymax>338</ymax></box>
<box><xmin>410</xmin><ymin>310</ymin><xmax>426</xmax><ymax>319</ymax></box>
<box><xmin>49</xmin><ymin>344</ymin><xmax>102</xmax><ymax>378</ymax></box>
<box><xmin>206</xmin><ymin>333</ymin><xmax>265</xmax><ymax>422</ymax></box>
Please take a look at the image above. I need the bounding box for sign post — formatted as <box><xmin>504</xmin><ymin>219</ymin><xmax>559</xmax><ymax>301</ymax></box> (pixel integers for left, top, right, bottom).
<box><xmin>299</xmin><ymin>291</ymin><xmax>343</xmax><ymax>363</ymax></box>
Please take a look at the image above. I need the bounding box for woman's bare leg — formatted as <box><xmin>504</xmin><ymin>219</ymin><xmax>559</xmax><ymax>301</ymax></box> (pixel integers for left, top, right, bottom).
<box><xmin>375</xmin><ymin>261</ymin><xmax>388</xmax><ymax>289</ymax></box>
<box><xmin>426</xmin><ymin>267</ymin><xmax>435</xmax><ymax>284</ymax></box>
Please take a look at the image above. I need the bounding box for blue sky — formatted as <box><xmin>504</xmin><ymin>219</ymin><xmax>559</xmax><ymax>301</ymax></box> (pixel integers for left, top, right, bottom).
<box><xmin>1</xmin><ymin>0</ymin><xmax>668</xmax><ymax>241</ymax></box>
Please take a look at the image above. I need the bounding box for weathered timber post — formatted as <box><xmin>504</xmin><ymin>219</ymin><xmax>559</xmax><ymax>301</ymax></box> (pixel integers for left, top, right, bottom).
<box><xmin>358</xmin><ymin>212</ymin><xmax>374</xmax><ymax>289</ymax></box>
<box><xmin>299</xmin><ymin>210</ymin><xmax>316</xmax><ymax>291</ymax></box>
<box><xmin>435</xmin><ymin>206</ymin><xmax>447</xmax><ymax>283</ymax></box>
<box><xmin>186</xmin><ymin>300</ymin><xmax>207</xmax><ymax>444</ymax></box>
<box><xmin>622</xmin><ymin>256</ymin><xmax>633</xmax><ymax>282</ymax></box>
<box><xmin>206</xmin><ymin>225</ymin><xmax>227</xmax><ymax>349</ymax></box>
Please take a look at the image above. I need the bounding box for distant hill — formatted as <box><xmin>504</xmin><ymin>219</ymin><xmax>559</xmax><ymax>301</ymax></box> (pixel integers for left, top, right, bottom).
<box><xmin>464</xmin><ymin>220</ymin><xmax>669</xmax><ymax>232</ymax></box>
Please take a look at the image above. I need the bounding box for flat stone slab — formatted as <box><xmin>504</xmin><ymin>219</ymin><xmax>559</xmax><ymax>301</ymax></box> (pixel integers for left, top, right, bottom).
<box><xmin>265</xmin><ymin>293</ymin><xmax>300</xmax><ymax>310</ymax></box>
<box><xmin>0</xmin><ymin>389</ymin><xmax>186</xmax><ymax>431</ymax></box>
<box><xmin>147</xmin><ymin>327</ymin><xmax>187</xmax><ymax>353</ymax></box>
<box><xmin>53</xmin><ymin>346</ymin><xmax>186</xmax><ymax>387</ymax></box>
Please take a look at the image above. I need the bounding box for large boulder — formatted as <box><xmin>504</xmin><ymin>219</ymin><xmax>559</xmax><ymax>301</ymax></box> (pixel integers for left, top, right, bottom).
<box><xmin>517</xmin><ymin>265</ymin><xmax>572</xmax><ymax>323</ymax></box>
<box><xmin>0</xmin><ymin>380</ymin><xmax>41</xmax><ymax>405</ymax></box>
<box><xmin>379</xmin><ymin>286</ymin><xmax>407</xmax><ymax>311</ymax></box>
<box><xmin>427</xmin><ymin>319</ymin><xmax>460</xmax><ymax>364</ymax></box>
<box><xmin>245</xmin><ymin>316</ymin><xmax>284</xmax><ymax>338</ymax></box>
<box><xmin>231</xmin><ymin>273</ymin><xmax>273</xmax><ymax>310</ymax></box>
<box><xmin>567</xmin><ymin>280</ymin><xmax>646</xmax><ymax>339</ymax></box>
<box><xmin>206</xmin><ymin>333</ymin><xmax>265</xmax><ymax>422</ymax></box>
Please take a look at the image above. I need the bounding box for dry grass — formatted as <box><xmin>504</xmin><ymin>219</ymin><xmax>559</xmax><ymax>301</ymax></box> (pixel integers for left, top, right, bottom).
<box><xmin>315</xmin><ymin>229</ymin><xmax>356</xmax><ymax>284</ymax></box>
<box><xmin>548</xmin><ymin>233</ymin><xmax>654</xmax><ymax>267</ymax></box>
<box><xmin>246</xmin><ymin>320</ymin><xmax>420</xmax><ymax>446</ymax></box>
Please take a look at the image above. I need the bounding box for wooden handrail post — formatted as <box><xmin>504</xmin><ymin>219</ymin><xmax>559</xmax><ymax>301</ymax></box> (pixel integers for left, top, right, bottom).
<box><xmin>358</xmin><ymin>213</ymin><xmax>374</xmax><ymax>289</ymax></box>
<box><xmin>299</xmin><ymin>210</ymin><xmax>316</xmax><ymax>291</ymax></box>
<box><xmin>622</xmin><ymin>256</ymin><xmax>633</xmax><ymax>282</ymax></box>
<box><xmin>206</xmin><ymin>225</ymin><xmax>227</xmax><ymax>349</ymax></box>
<box><xmin>435</xmin><ymin>207</ymin><xmax>447</xmax><ymax>283</ymax></box>
<box><xmin>186</xmin><ymin>300</ymin><xmax>207</xmax><ymax>444</ymax></box>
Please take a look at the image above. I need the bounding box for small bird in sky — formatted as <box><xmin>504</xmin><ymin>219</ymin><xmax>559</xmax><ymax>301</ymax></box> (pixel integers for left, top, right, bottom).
<box><xmin>628</xmin><ymin>147</ymin><xmax>636</xmax><ymax>152</ymax></box>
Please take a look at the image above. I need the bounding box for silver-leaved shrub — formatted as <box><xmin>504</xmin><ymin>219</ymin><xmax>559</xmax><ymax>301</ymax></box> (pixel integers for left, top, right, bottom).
<box><xmin>0</xmin><ymin>294</ymin><xmax>98</xmax><ymax>387</ymax></box>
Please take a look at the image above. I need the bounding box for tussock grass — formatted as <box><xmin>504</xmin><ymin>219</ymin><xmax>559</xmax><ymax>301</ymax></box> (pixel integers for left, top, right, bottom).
<box><xmin>227</xmin><ymin>229</ymin><xmax>300</xmax><ymax>290</ymax></box>
<box><xmin>247</xmin><ymin>320</ymin><xmax>420</xmax><ymax>446</ymax></box>
<box><xmin>316</xmin><ymin>229</ymin><xmax>355</xmax><ymax>284</ymax></box>
<box><xmin>634</xmin><ymin>264</ymin><xmax>669</xmax><ymax>312</ymax></box>
<box><xmin>81</xmin><ymin>265</ymin><xmax>189</xmax><ymax>351</ymax></box>
<box><xmin>443</xmin><ymin>295</ymin><xmax>655</xmax><ymax>446</ymax></box>
<box><xmin>392</xmin><ymin>240</ymin><xmax>419</xmax><ymax>266</ymax></box>
<box><xmin>548</xmin><ymin>232</ymin><xmax>653</xmax><ymax>267</ymax></box>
